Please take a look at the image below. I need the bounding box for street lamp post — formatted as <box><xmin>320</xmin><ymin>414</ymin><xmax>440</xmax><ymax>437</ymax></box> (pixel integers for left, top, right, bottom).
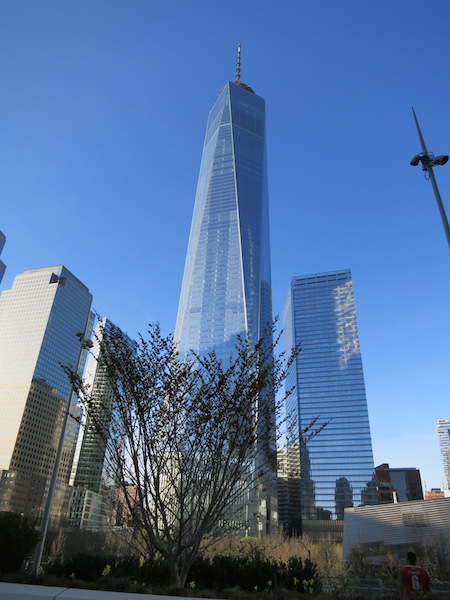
<box><xmin>32</xmin><ymin>395</ymin><xmax>73</xmax><ymax>574</ymax></box>
<box><xmin>410</xmin><ymin>107</ymin><xmax>450</xmax><ymax>250</ymax></box>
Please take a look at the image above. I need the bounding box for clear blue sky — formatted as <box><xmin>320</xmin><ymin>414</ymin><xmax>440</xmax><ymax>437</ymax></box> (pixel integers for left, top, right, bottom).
<box><xmin>2</xmin><ymin>1</ymin><xmax>450</xmax><ymax>490</ymax></box>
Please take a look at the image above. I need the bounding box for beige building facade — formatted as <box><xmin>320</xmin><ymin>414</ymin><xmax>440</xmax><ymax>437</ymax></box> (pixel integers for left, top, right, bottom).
<box><xmin>0</xmin><ymin>266</ymin><xmax>92</xmax><ymax>522</ymax></box>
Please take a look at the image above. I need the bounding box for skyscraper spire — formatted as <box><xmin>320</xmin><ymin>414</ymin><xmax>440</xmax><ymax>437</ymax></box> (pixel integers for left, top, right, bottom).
<box><xmin>233</xmin><ymin>44</ymin><xmax>254</xmax><ymax>93</ymax></box>
<box><xmin>235</xmin><ymin>43</ymin><xmax>241</xmax><ymax>84</ymax></box>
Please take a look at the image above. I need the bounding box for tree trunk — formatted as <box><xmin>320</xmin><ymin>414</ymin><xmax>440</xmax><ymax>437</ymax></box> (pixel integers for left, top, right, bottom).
<box><xmin>168</xmin><ymin>560</ymin><xmax>182</xmax><ymax>587</ymax></box>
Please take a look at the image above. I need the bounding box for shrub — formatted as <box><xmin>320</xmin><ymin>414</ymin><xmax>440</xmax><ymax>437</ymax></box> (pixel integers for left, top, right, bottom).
<box><xmin>0</xmin><ymin>511</ymin><xmax>41</xmax><ymax>574</ymax></box>
<box><xmin>139</xmin><ymin>555</ymin><xmax>170</xmax><ymax>585</ymax></box>
<box><xmin>187</xmin><ymin>552</ymin><xmax>321</xmax><ymax>593</ymax></box>
<box><xmin>45</xmin><ymin>545</ymin><xmax>323</xmax><ymax>594</ymax></box>
<box><xmin>45</xmin><ymin>553</ymin><xmax>117</xmax><ymax>580</ymax></box>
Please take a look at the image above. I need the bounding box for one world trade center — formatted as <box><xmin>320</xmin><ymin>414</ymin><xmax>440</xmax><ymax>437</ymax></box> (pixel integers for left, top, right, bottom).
<box><xmin>174</xmin><ymin>50</ymin><xmax>276</xmax><ymax>534</ymax></box>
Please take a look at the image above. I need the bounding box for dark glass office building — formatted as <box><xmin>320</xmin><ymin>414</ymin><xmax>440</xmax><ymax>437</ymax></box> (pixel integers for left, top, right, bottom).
<box><xmin>283</xmin><ymin>270</ymin><xmax>377</xmax><ymax>529</ymax></box>
<box><xmin>175</xmin><ymin>71</ymin><xmax>276</xmax><ymax>534</ymax></box>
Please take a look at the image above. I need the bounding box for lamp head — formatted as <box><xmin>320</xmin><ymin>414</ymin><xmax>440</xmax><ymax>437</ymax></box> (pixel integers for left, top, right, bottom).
<box><xmin>433</xmin><ymin>155</ymin><xmax>449</xmax><ymax>166</ymax></box>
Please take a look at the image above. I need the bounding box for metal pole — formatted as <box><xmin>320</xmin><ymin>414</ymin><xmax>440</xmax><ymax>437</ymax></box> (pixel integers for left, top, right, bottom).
<box><xmin>412</xmin><ymin>108</ymin><xmax>450</xmax><ymax>250</ymax></box>
<box><xmin>32</xmin><ymin>396</ymin><xmax>73</xmax><ymax>574</ymax></box>
<box><xmin>427</xmin><ymin>167</ymin><xmax>450</xmax><ymax>250</ymax></box>
<box><xmin>412</xmin><ymin>107</ymin><xmax>428</xmax><ymax>155</ymax></box>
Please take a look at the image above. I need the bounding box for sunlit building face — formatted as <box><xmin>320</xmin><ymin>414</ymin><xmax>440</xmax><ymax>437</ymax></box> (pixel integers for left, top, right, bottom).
<box><xmin>437</xmin><ymin>419</ymin><xmax>450</xmax><ymax>490</ymax></box>
<box><xmin>0</xmin><ymin>265</ymin><xmax>93</xmax><ymax>522</ymax></box>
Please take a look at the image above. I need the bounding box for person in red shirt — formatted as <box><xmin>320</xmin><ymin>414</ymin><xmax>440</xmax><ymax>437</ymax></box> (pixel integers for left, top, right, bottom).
<box><xmin>401</xmin><ymin>551</ymin><xmax>431</xmax><ymax>596</ymax></box>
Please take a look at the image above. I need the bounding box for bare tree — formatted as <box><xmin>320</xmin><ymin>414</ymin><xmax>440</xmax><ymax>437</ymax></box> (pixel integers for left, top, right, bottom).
<box><xmin>66</xmin><ymin>322</ymin><xmax>323</xmax><ymax>586</ymax></box>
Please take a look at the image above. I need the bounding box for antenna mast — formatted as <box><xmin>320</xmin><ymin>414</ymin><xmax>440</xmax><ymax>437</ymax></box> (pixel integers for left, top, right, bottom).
<box><xmin>235</xmin><ymin>43</ymin><xmax>241</xmax><ymax>84</ymax></box>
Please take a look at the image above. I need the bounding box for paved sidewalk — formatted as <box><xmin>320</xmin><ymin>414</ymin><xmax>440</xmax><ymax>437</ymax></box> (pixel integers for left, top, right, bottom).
<box><xmin>0</xmin><ymin>582</ymin><xmax>200</xmax><ymax>600</ymax></box>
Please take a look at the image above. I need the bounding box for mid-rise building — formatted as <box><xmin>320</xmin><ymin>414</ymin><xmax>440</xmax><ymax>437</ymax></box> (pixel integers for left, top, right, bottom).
<box><xmin>375</xmin><ymin>463</ymin><xmax>423</xmax><ymax>503</ymax></box>
<box><xmin>0</xmin><ymin>266</ymin><xmax>93</xmax><ymax>522</ymax></box>
<box><xmin>174</xmin><ymin>52</ymin><xmax>276</xmax><ymax>535</ymax></box>
<box><xmin>437</xmin><ymin>419</ymin><xmax>450</xmax><ymax>490</ymax></box>
<box><xmin>283</xmin><ymin>270</ymin><xmax>377</xmax><ymax>535</ymax></box>
<box><xmin>0</xmin><ymin>231</ymin><xmax>6</xmax><ymax>284</ymax></box>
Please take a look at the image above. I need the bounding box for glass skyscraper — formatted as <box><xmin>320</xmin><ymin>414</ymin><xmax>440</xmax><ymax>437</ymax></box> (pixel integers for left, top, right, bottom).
<box><xmin>70</xmin><ymin>317</ymin><xmax>135</xmax><ymax>529</ymax></box>
<box><xmin>283</xmin><ymin>270</ymin><xmax>376</xmax><ymax>531</ymax></box>
<box><xmin>0</xmin><ymin>265</ymin><xmax>93</xmax><ymax>522</ymax></box>
<box><xmin>174</xmin><ymin>69</ymin><xmax>276</xmax><ymax>534</ymax></box>
<box><xmin>175</xmin><ymin>77</ymin><xmax>272</xmax><ymax>362</ymax></box>
<box><xmin>437</xmin><ymin>419</ymin><xmax>450</xmax><ymax>490</ymax></box>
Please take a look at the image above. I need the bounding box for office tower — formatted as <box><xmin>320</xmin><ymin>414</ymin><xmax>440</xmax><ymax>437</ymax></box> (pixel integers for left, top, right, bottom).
<box><xmin>375</xmin><ymin>463</ymin><xmax>423</xmax><ymax>503</ymax></box>
<box><xmin>175</xmin><ymin>62</ymin><xmax>272</xmax><ymax>361</ymax></box>
<box><xmin>70</xmin><ymin>317</ymin><xmax>135</xmax><ymax>530</ymax></box>
<box><xmin>174</xmin><ymin>55</ymin><xmax>276</xmax><ymax>534</ymax></box>
<box><xmin>0</xmin><ymin>231</ymin><xmax>6</xmax><ymax>284</ymax></box>
<box><xmin>437</xmin><ymin>419</ymin><xmax>450</xmax><ymax>490</ymax></box>
<box><xmin>283</xmin><ymin>270</ymin><xmax>377</xmax><ymax>534</ymax></box>
<box><xmin>0</xmin><ymin>266</ymin><xmax>93</xmax><ymax>522</ymax></box>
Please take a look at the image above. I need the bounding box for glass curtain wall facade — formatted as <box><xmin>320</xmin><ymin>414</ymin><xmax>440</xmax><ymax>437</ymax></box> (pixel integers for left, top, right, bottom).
<box><xmin>174</xmin><ymin>79</ymin><xmax>275</xmax><ymax>535</ymax></box>
<box><xmin>437</xmin><ymin>419</ymin><xmax>450</xmax><ymax>490</ymax></box>
<box><xmin>70</xmin><ymin>317</ymin><xmax>135</xmax><ymax>530</ymax></box>
<box><xmin>283</xmin><ymin>270</ymin><xmax>377</xmax><ymax>528</ymax></box>
<box><xmin>0</xmin><ymin>265</ymin><xmax>93</xmax><ymax>523</ymax></box>
<box><xmin>175</xmin><ymin>80</ymin><xmax>272</xmax><ymax>361</ymax></box>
